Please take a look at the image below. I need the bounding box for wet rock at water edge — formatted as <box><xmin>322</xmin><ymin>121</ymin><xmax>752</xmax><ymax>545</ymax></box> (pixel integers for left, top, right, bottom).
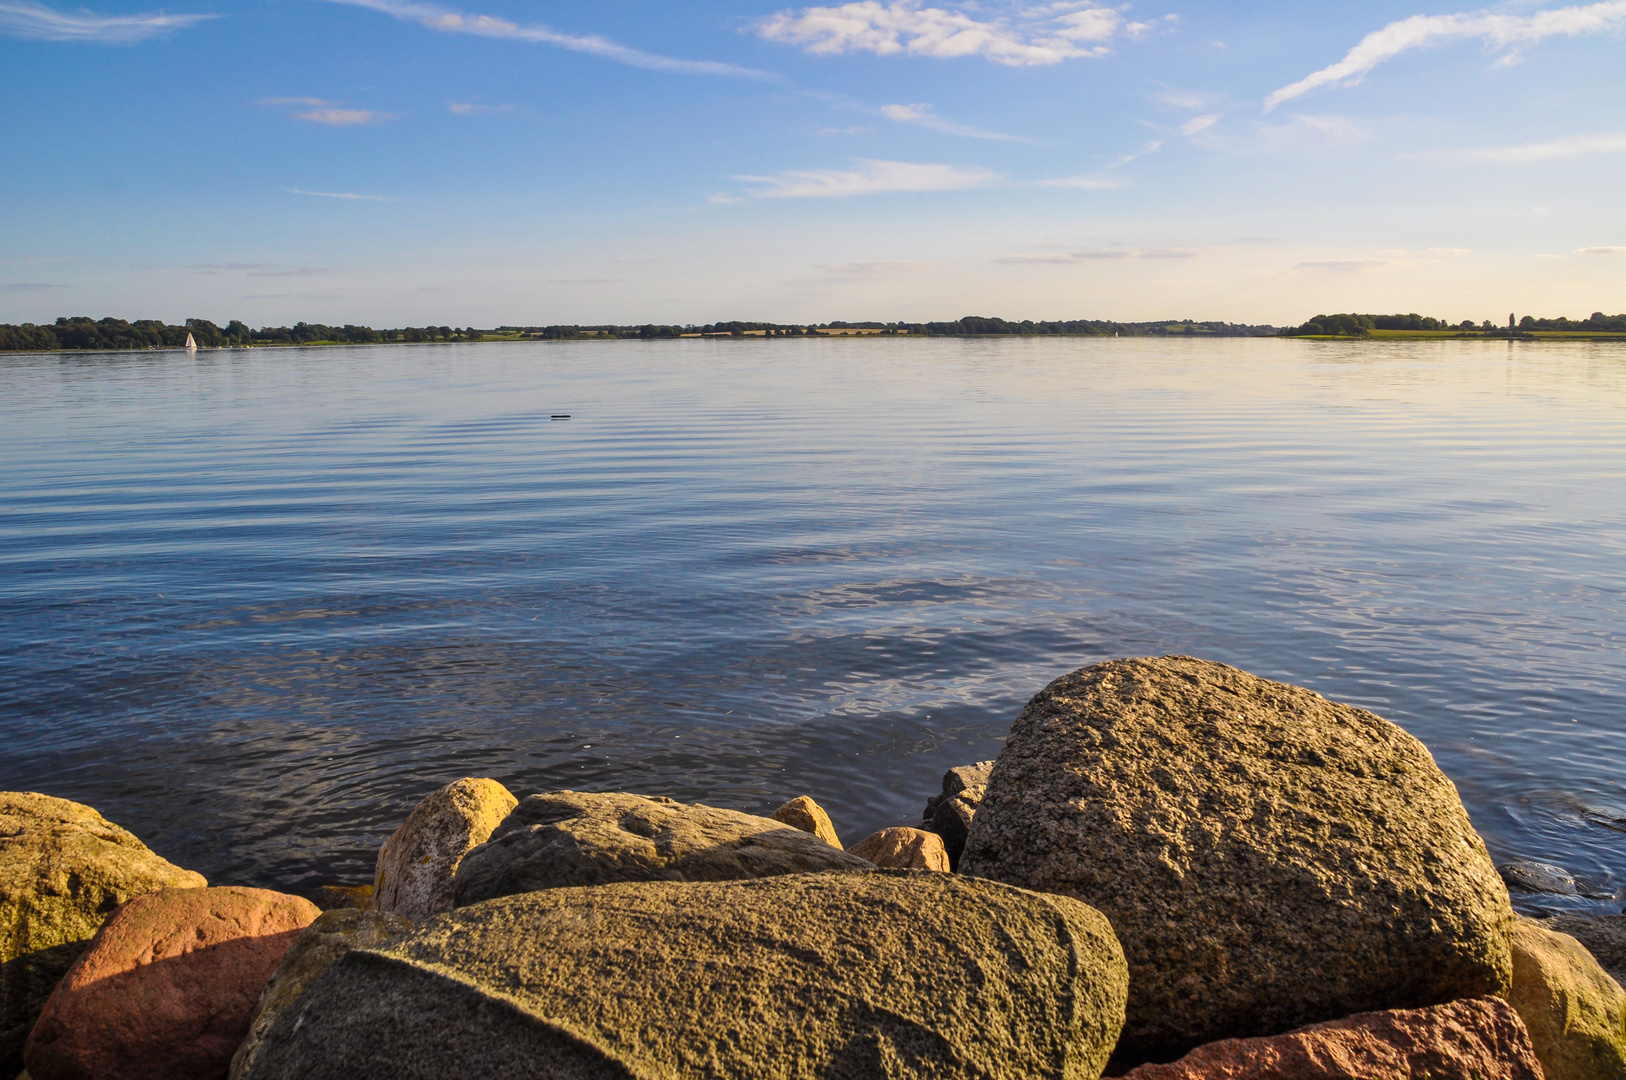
<box><xmin>312</xmin><ymin>884</ymin><xmax>373</xmax><ymax>911</ymax></box>
<box><xmin>25</xmin><ymin>885</ymin><xmax>319</xmax><ymax>1080</ymax></box>
<box><xmin>1507</xmin><ymin>916</ymin><xmax>1626</xmax><ymax>1080</ymax></box>
<box><xmin>770</xmin><ymin>795</ymin><xmax>843</xmax><ymax>849</ymax></box>
<box><xmin>1501</xmin><ymin>860</ymin><xmax>1620</xmax><ymax>902</ymax></box>
<box><xmin>0</xmin><ymin>792</ymin><xmax>206</xmax><ymax>1075</ymax></box>
<box><xmin>454</xmin><ymin>790</ymin><xmax>873</xmax><ymax>906</ymax></box>
<box><xmin>959</xmin><ymin>656</ymin><xmax>1515</xmax><ymax>1065</ymax></box>
<box><xmin>238</xmin><ymin>870</ymin><xmax>1130</xmax><ymax>1080</ymax></box>
<box><xmin>229</xmin><ymin>908</ymin><xmax>414</xmax><ymax>1080</ymax></box>
<box><xmin>922</xmin><ymin>760</ymin><xmax>994</xmax><ymax>821</ymax></box>
<box><xmin>932</xmin><ymin>787</ymin><xmax>984</xmax><ymax>871</ymax></box>
<box><xmin>1119</xmin><ymin>997</ymin><xmax>1543</xmax><ymax>1080</ymax></box>
<box><xmin>373</xmin><ymin>778</ymin><xmax>517</xmax><ymax>924</ymax></box>
<box><xmin>849</xmin><ymin>827</ymin><xmax>950</xmax><ymax>871</ymax></box>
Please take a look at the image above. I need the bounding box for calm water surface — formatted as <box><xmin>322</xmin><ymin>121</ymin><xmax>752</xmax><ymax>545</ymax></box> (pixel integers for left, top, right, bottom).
<box><xmin>2</xmin><ymin>337</ymin><xmax>1623</xmax><ymax>912</ymax></box>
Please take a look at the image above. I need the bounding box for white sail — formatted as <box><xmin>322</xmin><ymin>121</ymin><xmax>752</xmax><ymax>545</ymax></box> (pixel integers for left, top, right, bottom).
<box><xmin>185</xmin><ymin>332</ymin><xmax>197</xmax><ymax>351</ymax></box>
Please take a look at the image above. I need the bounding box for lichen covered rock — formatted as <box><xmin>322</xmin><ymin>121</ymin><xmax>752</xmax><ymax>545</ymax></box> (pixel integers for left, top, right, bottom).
<box><xmin>960</xmin><ymin>656</ymin><xmax>1515</xmax><ymax>1063</ymax></box>
<box><xmin>0</xmin><ymin>792</ymin><xmax>205</xmax><ymax>1074</ymax></box>
<box><xmin>373</xmin><ymin>778</ymin><xmax>517</xmax><ymax>923</ymax></box>
<box><xmin>453</xmin><ymin>790</ymin><xmax>871</xmax><ymax>906</ymax></box>
<box><xmin>229</xmin><ymin>908</ymin><xmax>414</xmax><ymax>1080</ymax></box>
<box><xmin>1120</xmin><ymin>997</ymin><xmax>1542</xmax><ymax>1080</ymax></box>
<box><xmin>771</xmin><ymin>795</ymin><xmax>843</xmax><ymax>849</ymax></box>
<box><xmin>25</xmin><ymin>885</ymin><xmax>319</xmax><ymax>1080</ymax></box>
<box><xmin>239</xmin><ymin>871</ymin><xmax>1129</xmax><ymax>1080</ymax></box>
<box><xmin>1507</xmin><ymin>917</ymin><xmax>1626</xmax><ymax>1080</ymax></box>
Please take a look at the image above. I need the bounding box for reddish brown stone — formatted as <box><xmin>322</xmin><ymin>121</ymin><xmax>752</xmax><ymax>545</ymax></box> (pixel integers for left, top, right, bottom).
<box><xmin>849</xmin><ymin>827</ymin><xmax>950</xmax><ymax>871</ymax></box>
<box><xmin>25</xmin><ymin>886</ymin><xmax>320</xmax><ymax>1080</ymax></box>
<box><xmin>1119</xmin><ymin>997</ymin><xmax>1543</xmax><ymax>1080</ymax></box>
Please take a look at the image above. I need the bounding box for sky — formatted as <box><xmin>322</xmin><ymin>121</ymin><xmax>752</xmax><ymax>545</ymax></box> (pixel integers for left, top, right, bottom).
<box><xmin>0</xmin><ymin>0</ymin><xmax>1622</xmax><ymax>326</ymax></box>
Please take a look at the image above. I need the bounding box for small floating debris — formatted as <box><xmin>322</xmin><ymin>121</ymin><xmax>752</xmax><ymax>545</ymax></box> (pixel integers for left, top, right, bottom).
<box><xmin>551</xmin><ymin>414</ymin><xmax>571</xmax><ymax>420</ymax></box>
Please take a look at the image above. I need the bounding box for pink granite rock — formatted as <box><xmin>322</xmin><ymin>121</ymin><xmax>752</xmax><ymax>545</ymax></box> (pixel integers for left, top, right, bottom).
<box><xmin>849</xmin><ymin>827</ymin><xmax>950</xmax><ymax>871</ymax></box>
<box><xmin>25</xmin><ymin>885</ymin><xmax>320</xmax><ymax>1080</ymax></box>
<box><xmin>1119</xmin><ymin>997</ymin><xmax>1543</xmax><ymax>1080</ymax></box>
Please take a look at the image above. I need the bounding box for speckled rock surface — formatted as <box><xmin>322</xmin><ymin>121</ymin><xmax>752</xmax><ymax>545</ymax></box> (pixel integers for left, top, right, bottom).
<box><xmin>849</xmin><ymin>828</ymin><xmax>949</xmax><ymax>872</ymax></box>
<box><xmin>1542</xmin><ymin>916</ymin><xmax>1626</xmax><ymax>986</ymax></box>
<box><xmin>25</xmin><ymin>885</ymin><xmax>319</xmax><ymax>1080</ymax></box>
<box><xmin>453</xmin><ymin>791</ymin><xmax>872</xmax><ymax>906</ymax></box>
<box><xmin>1508</xmin><ymin>917</ymin><xmax>1626</xmax><ymax>1080</ymax></box>
<box><xmin>239</xmin><ymin>871</ymin><xmax>1129</xmax><ymax>1080</ymax></box>
<box><xmin>229</xmin><ymin>909</ymin><xmax>414</xmax><ymax>1080</ymax></box>
<box><xmin>0</xmin><ymin>793</ymin><xmax>205</xmax><ymax>1074</ymax></box>
<box><xmin>1119</xmin><ymin>997</ymin><xmax>1542</xmax><ymax>1080</ymax></box>
<box><xmin>923</xmin><ymin>762</ymin><xmax>995</xmax><ymax>821</ymax></box>
<box><xmin>959</xmin><ymin>656</ymin><xmax>1515</xmax><ymax>1064</ymax></box>
<box><xmin>372</xmin><ymin>778</ymin><xmax>516</xmax><ymax>923</ymax></box>
<box><xmin>932</xmin><ymin>787</ymin><xmax>983</xmax><ymax>870</ymax></box>
<box><xmin>771</xmin><ymin>796</ymin><xmax>843</xmax><ymax>849</ymax></box>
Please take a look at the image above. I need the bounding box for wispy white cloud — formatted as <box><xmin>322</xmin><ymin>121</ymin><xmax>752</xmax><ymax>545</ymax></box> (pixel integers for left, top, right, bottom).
<box><xmin>1424</xmin><ymin>131</ymin><xmax>1626</xmax><ymax>162</ymax></box>
<box><xmin>286</xmin><ymin>187</ymin><xmax>395</xmax><ymax>201</ymax></box>
<box><xmin>996</xmin><ymin>246</ymin><xmax>1203</xmax><ymax>264</ymax></box>
<box><xmin>0</xmin><ymin>0</ymin><xmax>213</xmax><ymax>42</ymax></box>
<box><xmin>189</xmin><ymin>263</ymin><xmax>329</xmax><ymax>277</ymax></box>
<box><xmin>1180</xmin><ymin>114</ymin><xmax>1220</xmax><ymax>136</ymax></box>
<box><xmin>325</xmin><ymin>0</ymin><xmax>777</xmax><ymax>78</ymax></box>
<box><xmin>756</xmin><ymin>0</ymin><xmax>1141</xmax><ymax>66</ymax></box>
<box><xmin>818</xmin><ymin>124</ymin><xmax>872</xmax><ymax>135</ymax></box>
<box><xmin>448</xmin><ymin>100</ymin><xmax>514</xmax><ymax>115</ymax></box>
<box><xmin>1295</xmin><ymin>248</ymin><xmax>1470</xmax><ymax>271</ymax></box>
<box><xmin>735</xmin><ymin>159</ymin><xmax>999</xmax><ymax>198</ymax></box>
<box><xmin>1036</xmin><ymin>174</ymin><xmax>1123</xmax><ymax>189</ymax></box>
<box><xmin>879</xmin><ymin>102</ymin><xmax>1027</xmax><ymax>141</ymax></box>
<box><xmin>1106</xmin><ymin>139</ymin><xmax>1162</xmax><ymax>167</ymax></box>
<box><xmin>298</xmin><ymin>107</ymin><xmax>388</xmax><ymax>125</ymax></box>
<box><xmin>1267</xmin><ymin>0</ymin><xmax>1626</xmax><ymax>111</ymax></box>
<box><xmin>1578</xmin><ymin>245</ymin><xmax>1626</xmax><ymax>254</ymax></box>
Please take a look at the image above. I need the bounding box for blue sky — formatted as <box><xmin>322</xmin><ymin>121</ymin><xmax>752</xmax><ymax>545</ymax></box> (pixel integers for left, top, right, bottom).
<box><xmin>1</xmin><ymin>0</ymin><xmax>1622</xmax><ymax>325</ymax></box>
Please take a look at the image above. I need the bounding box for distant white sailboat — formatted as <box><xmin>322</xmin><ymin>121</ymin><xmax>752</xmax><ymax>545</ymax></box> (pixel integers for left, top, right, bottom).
<box><xmin>184</xmin><ymin>332</ymin><xmax>197</xmax><ymax>352</ymax></box>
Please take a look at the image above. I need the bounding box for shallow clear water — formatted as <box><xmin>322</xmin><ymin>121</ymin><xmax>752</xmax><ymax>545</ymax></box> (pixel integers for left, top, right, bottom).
<box><xmin>2</xmin><ymin>337</ymin><xmax>1623</xmax><ymax>912</ymax></box>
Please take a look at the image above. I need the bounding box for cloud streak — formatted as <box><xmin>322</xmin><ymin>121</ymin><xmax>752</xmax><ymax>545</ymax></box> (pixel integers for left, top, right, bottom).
<box><xmin>996</xmin><ymin>246</ymin><xmax>1202</xmax><ymax>264</ymax></box>
<box><xmin>1431</xmin><ymin>131</ymin><xmax>1626</xmax><ymax>162</ymax></box>
<box><xmin>0</xmin><ymin>0</ymin><xmax>213</xmax><ymax>42</ymax></box>
<box><xmin>1267</xmin><ymin>0</ymin><xmax>1626</xmax><ymax>110</ymax></box>
<box><xmin>325</xmin><ymin>0</ymin><xmax>776</xmax><ymax>78</ymax></box>
<box><xmin>735</xmin><ymin>159</ymin><xmax>999</xmax><ymax>198</ymax></box>
<box><xmin>757</xmin><ymin>0</ymin><xmax>1146</xmax><ymax>66</ymax></box>
<box><xmin>286</xmin><ymin>188</ymin><xmax>395</xmax><ymax>201</ymax></box>
<box><xmin>879</xmin><ymin>102</ymin><xmax>1027</xmax><ymax>141</ymax></box>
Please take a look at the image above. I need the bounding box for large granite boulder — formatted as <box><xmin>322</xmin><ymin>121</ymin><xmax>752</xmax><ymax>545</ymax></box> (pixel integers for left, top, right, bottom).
<box><xmin>0</xmin><ymin>793</ymin><xmax>205</xmax><ymax>1074</ymax></box>
<box><xmin>373</xmin><ymin>778</ymin><xmax>516</xmax><ymax>923</ymax></box>
<box><xmin>25</xmin><ymin>885</ymin><xmax>319</xmax><ymax>1080</ymax></box>
<box><xmin>1121</xmin><ymin>997</ymin><xmax>1542</xmax><ymax>1080</ymax></box>
<box><xmin>960</xmin><ymin>656</ymin><xmax>1515</xmax><ymax>1064</ymax></box>
<box><xmin>1508</xmin><ymin>917</ymin><xmax>1626</xmax><ymax>1080</ymax></box>
<box><xmin>771</xmin><ymin>796</ymin><xmax>843</xmax><ymax>848</ymax></box>
<box><xmin>850</xmin><ymin>827</ymin><xmax>949</xmax><ymax>871</ymax></box>
<box><xmin>239</xmin><ymin>870</ymin><xmax>1129</xmax><ymax>1080</ymax></box>
<box><xmin>229</xmin><ymin>909</ymin><xmax>414</xmax><ymax>1080</ymax></box>
<box><xmin>453</xmin><ymin>790</ymin><xmax>872</xmax><ymax>906</ymax></box>
<box><xmin>1543</xmin><ymin>916</ymin><xmax>1626</xmax><ymax>986</ymax></box>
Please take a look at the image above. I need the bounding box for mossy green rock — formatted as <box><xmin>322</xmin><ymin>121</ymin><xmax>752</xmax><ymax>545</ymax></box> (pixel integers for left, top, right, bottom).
<box><xmin>239</xmin><ymin>870</ymin><xmax>1129</xmax><ymax>1079</ymax></box>
<box><xmin>959</xmin><ymin>656</ymin><xmax>1515</xmax><ymax>1065</ymax></box>
<box><xmin>1508</xmin><ymin>917</ymin><xmax>1626</xmax><ymax>1080</ymax></box>
<box><xmin>0</xmin><ymin>792</ymin><xmax>204</xmax><ymax>1074</ymax></box>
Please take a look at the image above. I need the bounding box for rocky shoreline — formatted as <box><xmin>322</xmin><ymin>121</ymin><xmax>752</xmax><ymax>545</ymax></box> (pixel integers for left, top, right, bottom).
<box><xmin>4</xmin><ymin>655</ymin><xmax>1624</xmax><ymax>1079</ymax></box>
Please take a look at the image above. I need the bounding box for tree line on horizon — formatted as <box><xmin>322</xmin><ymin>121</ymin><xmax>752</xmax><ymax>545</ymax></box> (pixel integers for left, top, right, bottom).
<box><xmin>0</xmin><ymin>315</ymin><xmax>1284</xmax><ymax>352</ymax></box>
<box><xmin>1283</xmin><ymin>312</ymin><xmax>1626</xmax><ymax>336</ymax></box>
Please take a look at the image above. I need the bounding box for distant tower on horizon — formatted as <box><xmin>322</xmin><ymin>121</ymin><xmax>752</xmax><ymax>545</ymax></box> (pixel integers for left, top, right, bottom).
<box><xmin>1509</xmin><ymin>313</ymin><xmax>1516</xmax><ymax>329</ymax></box>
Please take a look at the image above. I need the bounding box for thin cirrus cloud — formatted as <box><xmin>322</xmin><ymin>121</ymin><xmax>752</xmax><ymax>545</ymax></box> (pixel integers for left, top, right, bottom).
<box><xmin>285</xmin><ymin>187</ymin><xmax>395</xmax><ymax>201</ymax></box>
<box><xmin>1577</xmin><ymin>246</ymin><xmax>1626</xmax><ymax>254</ymax></box>
<box><xmin>734</xmin><ymin>159</ymin><xmax>1000</xmax><ymax>198</ymax></box>
<box><xmin>879</xmin><ymin>103</ymin><xmax>1027</xmax><ymax>142</ymax></box>
<box><xmin>257</xmin><ymin>98</ymin><xmax>392</xmax><ymax>125</ymax></box>
<box><xmin>756</xmin><ymin>0</ymin><xmax>1162</xmax><ymax>67</ymax></box>
<box><xmin>0</xmin><ymin>0</ymin><xmax>213</xmax><ymax>42</ymax></box>
<box><xmin>1427</xmin><ymin>131</ymin><xmax>1626</xmax><ymax>163</ymax></box>
<box><xmin>1036</xmin><ymin>175</ymin><xmax>1123</xmax><ymax>189</ymax></box>
<box><xmin>996</xmin><ymin>247</ymin><xmax>1202</xmax><ymax>264</ymax></box>
<box><xmin>322</xmin><ymin>0</ymin><xmax>776</xmax><ymax>79</ymax></box>
<box><xmin>1267</xmin><ymin>0</ymin><xmax>1626</xmax><ymax>110</ymax></box>
<box><xmin>449</xmin><ymin>101</ymin><xmax>514</xmax><ymax>115</ymax></box>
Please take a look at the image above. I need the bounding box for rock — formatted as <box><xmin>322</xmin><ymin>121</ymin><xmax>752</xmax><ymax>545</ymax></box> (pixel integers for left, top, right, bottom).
<box><xmin>453</xmin><ymin>791</ymin><xmax>873</xmax><ymax>906</ymax></box>
<box><xmin>372</xmin><ymin>778</ymin><xmax>516</xmax><ymax>923</ymax></box>
<box><xmin>932</xmin><ymin>787</ymin><xmax>983</xmax><ymax>870</ymax></box>
<box><xmin>228</xmin><ymin>909</ymin><xmax>413</xmax><ymax>1080</ymax></box>
<box><xmin>238</xmin><ymin>870</ymin><xmax>1129</xmax><ymax>1080</ymax></box>
<box><xmin>922</xmin><ymin>760</ymin><xmax>994</xmax><ymax>822</ymax></box>
<box><xmin>849</xmin><ymin>827</ymin><xmax>950</xmax><ymax>871</ymax></box>
<box><xmin>1120</xmin><ymin>997</ymin><xmax>1542</xmax><ymax>1080</ymax></box>
<box><xmin>1542</xmin><ymin>916</ymin><xmax>1626</xmax><ymax>985</ymax></box>
<box><xmin>1504</xmin><ymin>860</ymin><xmax>1583</xmax><ymax>896</ymax></box>
<box><xmin>770</xmin><ymin>795</ymin><xmax>843</xmax><ymax>849</ymax></box>
<box><xmin>1507</xmin><ymin>917</ymin><xmax>1626</xmax><ymax>1080</ymax></box>
<box><xmin>0</xmin><ymin>793</ymin><xmax>205</xmax><ymax>1075</ymax></box>
<box><xmin>959</xmin><ymin>656</ymin><xmax>1515</xmax><ymax>1065</ymax></box>
<box><xmin>312</xmin><ymin>885</ymin><xmax>373</xmax><ymax>911</ymax></box>
<box><xmin>25</xmin><ymin>885</ymin><xmax>318</xmax><ymax>1080</ymax></box>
